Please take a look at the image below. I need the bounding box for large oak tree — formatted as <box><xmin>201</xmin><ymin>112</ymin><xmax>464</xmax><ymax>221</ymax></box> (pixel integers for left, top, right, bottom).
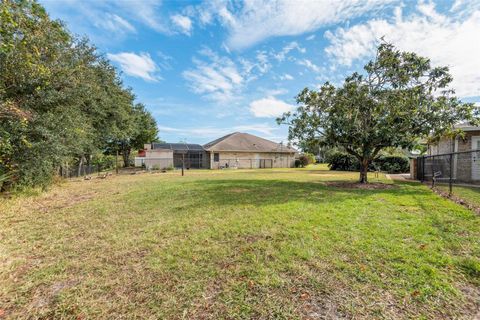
<box><xmin>0</xmin><ymin>0</ymin><xmax>159</xmax><ymax>190</ymax></box>
<box><xmin>279</xmin><ymin>42</ymin><xmax>479</xmax><ymax>183</ymax></box>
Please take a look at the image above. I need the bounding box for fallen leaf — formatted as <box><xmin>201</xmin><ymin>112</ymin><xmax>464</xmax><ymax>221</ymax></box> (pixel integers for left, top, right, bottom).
<box><xmin>300</xmin><ymin>292</ymin><xmax>310</xmax><ymax>300</ymax></box>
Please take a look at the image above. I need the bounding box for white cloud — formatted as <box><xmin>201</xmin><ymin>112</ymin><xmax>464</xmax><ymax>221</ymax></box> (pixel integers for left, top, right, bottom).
<box><xmin>297</xmin><ymin>59</ymin><xmax>321</xmax><ymax>73</ymax></box>
<box><xmin>255</xmin><ymin>51</ymin><xmax>272</xmax><ymax>74</ymax></box>
<box><xmin>183</xmin><ymin>49</ymin><xmax>244</xmax><ymax>102</ymax></box>
<box><xmin>279</xmin><ymin>74</ymin><xmax>294</xmax><ymax>81</ymax></box>
<box><xmin>171</xmin><ymin>14</ymin><xmax>193</xmax><ymax>35</ymax></box>
<box><xmin>197</xmin><ymin>0</ymin><xmax>396</xmax><ymax>50</ymax></box>
<box><xmin>97</xmin><ymin>13</ymin><xmax>136</xmax><ymax>34</ymax></box>
<box><xmin>324</xmin><ymin>2</ymin><xmax>480</xmax><ymax>97</ymax></box>
<box><xmin>116</xmin><ymin>0</ymin><xmax>168</xmax><ymax>33</ymax></box>
<box><xmin>274</xmin><ymin>41</ymin><xmax>306</xmax><ymax>61</ymax></box>
<box><xmin>44</xmin><ymin>0</ymin><xmax>169</xmax><ymax>36</ymax></box>
<box><xmin>249</xmin><ymin>97</ymin><xmax>295</xmax><ymax>118</ymax></box>
<box><xmin>451</xmin><ymin>0</ymin><xmax>480</xmax><ymax>13</ymax></box>
<box><xmin>306</xmin><ymin>34</ymin><xmax>316</xmax><ymax>41</ymax></box>
<box><xmin>107</xmin><ymin>52</ymin><xmax>160</xmax><ymax>82</ymax></box>
<box><xmin>156</xmin><ymin>51</ymin><xmax>174</xmax><ymax>70</ymax></box>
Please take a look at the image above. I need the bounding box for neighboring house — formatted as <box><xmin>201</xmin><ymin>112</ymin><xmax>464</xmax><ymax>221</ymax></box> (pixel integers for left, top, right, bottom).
<box><xmin>203</xmin><ymin>132</ymin><xmax>297</xmax><ymax>169</ymax></box>
<box><xmin>421</xmin><ymin>123</ymin><xmax>480</xmax><ymax>182</ymax></box>
<box><xmin>135</xmin><ymin>132</ymin><xmax>297</xmax><ymax>170</ymax></box>
<box><xmin>427</xmin><ymin>123</ymin><xmax>480</xmax><ymax>155</ymax></box>
<box><xmin>136</xmin><ymin>143</ymin><xmax>206</xmax><ymax>169</ymax></box>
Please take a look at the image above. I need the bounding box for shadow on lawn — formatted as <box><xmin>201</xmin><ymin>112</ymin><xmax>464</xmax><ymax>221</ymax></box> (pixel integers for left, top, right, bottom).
<box><xmin>189</xmin><ymin>178</ymin><xmax>432</xmax><ymax>208</ymax></box>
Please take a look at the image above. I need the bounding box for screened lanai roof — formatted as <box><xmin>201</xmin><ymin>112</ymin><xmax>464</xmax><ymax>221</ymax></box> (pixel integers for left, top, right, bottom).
<box><xmin>151</xmin><ymin>143</ymin><xmax>205</xmax><ymax>152</ymax></box>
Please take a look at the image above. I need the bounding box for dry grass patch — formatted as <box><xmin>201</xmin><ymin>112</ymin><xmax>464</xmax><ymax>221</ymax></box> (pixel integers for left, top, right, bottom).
<box><xmin>324</xmin><ymin>181</ymin><xmax>396</xmax><ymax>190</ymax></box>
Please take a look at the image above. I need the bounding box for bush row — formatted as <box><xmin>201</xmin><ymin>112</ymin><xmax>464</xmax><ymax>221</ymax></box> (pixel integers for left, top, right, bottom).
<box><xmin>326</xmin><ymin>152</ymin><xmax>409</xmax><ymax>173</ymax></box>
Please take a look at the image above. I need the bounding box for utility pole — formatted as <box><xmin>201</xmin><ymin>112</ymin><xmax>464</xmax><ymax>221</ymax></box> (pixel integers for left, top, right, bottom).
<box><xmin>182</xmin><ymin>153</ymin><xmax>185</xmax><ymax>176</ymax></box>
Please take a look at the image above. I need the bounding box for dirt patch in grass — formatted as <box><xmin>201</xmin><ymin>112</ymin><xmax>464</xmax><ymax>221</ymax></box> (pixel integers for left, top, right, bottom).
<box><xmin>324</xmin><ymin>182</ymin><xmax>396</xmax><ymax>190</ymax></box>
<box><xmin>29</xmin><ymin>280</ymin><xmax>78</xmax><ymax>309</ymax></box>
<box><xmin>32</xmin><ymin>192</ymin><xmax>97</xmax><ymax>212</ymax></box>
<box><xmin>228</xmin><ymin>188</ymin><xmax>250</xmax><ymax>193</ymax></box>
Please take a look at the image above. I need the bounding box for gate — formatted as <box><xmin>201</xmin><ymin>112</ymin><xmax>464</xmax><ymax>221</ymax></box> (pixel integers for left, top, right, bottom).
<box><xmin>259</xmin><ymin>159</ymin><xmax>273</xmax><ymax>168</ymax></box>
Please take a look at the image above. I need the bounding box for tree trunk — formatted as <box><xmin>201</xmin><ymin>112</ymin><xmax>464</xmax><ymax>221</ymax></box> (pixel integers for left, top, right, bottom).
<box><xmin>359</xmin><ymin>159</ymin><xmax>369</xmax><ymax>183</ymax></box>
<box><xmin>122</xmin><ymin>149</ymin><xmax>130</xmax><ymax>167</ymax></box>
<box><xmin>77</xmin><ymin>156</ymin><xmax>84</xmax><ymax>177</ymax></box>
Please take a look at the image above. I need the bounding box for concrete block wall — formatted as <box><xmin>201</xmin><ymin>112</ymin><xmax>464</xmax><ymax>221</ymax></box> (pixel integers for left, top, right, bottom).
<box><xmin>208</xmin><ymin>151</ymin><xmax>295</xmax><ymax>169</ymax></box>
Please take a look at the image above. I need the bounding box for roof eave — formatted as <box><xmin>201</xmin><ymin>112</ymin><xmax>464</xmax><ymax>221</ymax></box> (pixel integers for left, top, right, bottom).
<box><xmin>204</xmin><ymin>148</ymin><xmax>296</xmax><ymax>153</ymax></box>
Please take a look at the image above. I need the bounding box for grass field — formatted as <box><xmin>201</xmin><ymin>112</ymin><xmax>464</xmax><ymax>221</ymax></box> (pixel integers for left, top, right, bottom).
<box><xmin>436</xmin><ymin>184</ymin><xmax>480</xmax><ymax>208</ymax></box>
<box><xmin>1</xmin><ymin>166</ymin><xmax>479</xmax><ymax>319</ymax></box>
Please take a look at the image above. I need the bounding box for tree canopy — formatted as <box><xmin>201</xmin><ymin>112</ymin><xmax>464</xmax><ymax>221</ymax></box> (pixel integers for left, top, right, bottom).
<box><xmin>0</xmin><ymin>0</ymin><xmax>158</xmax><ymax>190</ymax></box>
<box><xmin>278</xmin><ymin>42</ymin><xmax>479</xmax><ymax>183</ymax></box>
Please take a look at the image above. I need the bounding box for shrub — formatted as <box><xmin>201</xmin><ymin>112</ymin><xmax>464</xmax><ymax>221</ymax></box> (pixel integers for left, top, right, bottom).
<box><xmin>298</xmin><ymin>155</ymin><xmax>310</xmax><ymax>167</ymax></box>
<box><xmin>374</xmin><ymin>155</ymin><xmax>409</xmax><ymax>173</ymax></box>
<box><xmin>92</xmin><ymin>154</ymin><xmax>116</xmax><ymax>170</ymax></box>
<box><xmin>326</xmin><ymin>152</ymin><xmax>359</xmax><ymax>171</ymax></box>
<box><xmin>304</xmin><ymin>152</ymin><xmax>316</xmax><ymax>164</ymax></box>
<box><xmin>326</xmin><ymin>152</ymin><xmax>409</xmax><ymax>173</ymax></box>
<box><xmin>0</xmin><ymin>172</ymin><xmax>12</xmax><ymax>191</ymax></box>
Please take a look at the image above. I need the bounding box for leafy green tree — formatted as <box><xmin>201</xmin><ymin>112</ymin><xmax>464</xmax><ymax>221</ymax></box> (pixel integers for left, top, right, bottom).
<box><xmin>112</xmin><ymin>103</ymin><xmax>159</xmax><ymax>167</ymax></box>
<box><xmin>0</xmin><ymin>0</ymin><xmax>158</xmax><ymax>189</ymax></box>
<box><xmin>278</xmin><ymin>42</ymin><xmax>479</xmax><ymax>183</ymax></box>
<box><xmin>1</xmin><ymin>0</ymin><xmax>74</xmax><ymax>188</ymax></box>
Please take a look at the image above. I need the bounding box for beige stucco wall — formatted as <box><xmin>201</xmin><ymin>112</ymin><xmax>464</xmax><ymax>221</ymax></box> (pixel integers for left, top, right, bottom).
<box><xmin>142</xmin><ymin>149</ymin><xmax>174</xmax><ymax>169</ymax></box>
<box><xmin>208</xmin><ymin>151</ymin><xmax>295</xmax><ymax>169</ymax></box>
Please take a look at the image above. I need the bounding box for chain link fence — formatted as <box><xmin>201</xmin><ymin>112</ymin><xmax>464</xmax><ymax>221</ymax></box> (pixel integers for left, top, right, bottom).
<box><xmin>416</xmin><ymin>149</ymin><xmax>480</xmax><ymax>193</ymax></box>
<box><xmin>134</xmin><ymin>157</ymin><xmax>294</xmax><ymax>170</ymax></box>
<box><xmin>59</xmin><ymin>164</ymin><xmax>113</xmax><ymax>178</ymax></box>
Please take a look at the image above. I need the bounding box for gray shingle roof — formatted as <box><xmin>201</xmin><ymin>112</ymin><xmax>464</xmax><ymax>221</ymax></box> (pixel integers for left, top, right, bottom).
<box><xmin>203</xmin><ymin>132</ymin><xmax>296</xmax><ymax>153</ymax></box>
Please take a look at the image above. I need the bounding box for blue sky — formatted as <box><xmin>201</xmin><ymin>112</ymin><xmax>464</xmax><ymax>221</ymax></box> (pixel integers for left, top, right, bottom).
<box><xmin>41</xmin><ymin>0</ymin><xmax>480</xmax><ymax>144</ymax></box>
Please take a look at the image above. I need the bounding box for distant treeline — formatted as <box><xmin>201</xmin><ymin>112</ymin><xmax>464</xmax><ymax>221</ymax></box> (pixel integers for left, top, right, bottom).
<box><xmin>0</xmin><ymin>1</ymin><xmax>158</xmax><ymax>191</ymax></box>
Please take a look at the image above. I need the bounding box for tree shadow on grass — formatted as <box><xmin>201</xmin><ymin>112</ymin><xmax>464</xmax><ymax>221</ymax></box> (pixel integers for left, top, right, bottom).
<box><xmin>189</xmin><ymin>178</ymin><xmax>433</xmax><ymax>208</ymax></box>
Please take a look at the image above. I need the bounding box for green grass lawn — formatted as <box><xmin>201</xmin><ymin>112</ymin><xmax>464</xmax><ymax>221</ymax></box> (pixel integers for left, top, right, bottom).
<box><xmin>1</xmin><ymin>166</ymin><xmax>479</xmax><ymax>319</ymax></box>
<box><xmin>436</xmin><ymin>183</ymin><xmax>480</xmax><ymax>208</ymax></box>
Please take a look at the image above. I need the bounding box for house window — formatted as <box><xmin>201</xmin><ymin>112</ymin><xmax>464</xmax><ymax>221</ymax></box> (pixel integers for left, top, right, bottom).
<box><xmin>214</xmin><ymin>153</ymin><xmax>219</xmax><ymax>162</ymax></box>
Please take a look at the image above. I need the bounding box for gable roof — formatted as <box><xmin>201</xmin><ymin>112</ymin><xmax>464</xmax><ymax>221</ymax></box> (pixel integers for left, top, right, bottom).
<box><xmin>203</xmin><ymin>132</ymin><xmax>296</xmax><ymax>153</ymax></box>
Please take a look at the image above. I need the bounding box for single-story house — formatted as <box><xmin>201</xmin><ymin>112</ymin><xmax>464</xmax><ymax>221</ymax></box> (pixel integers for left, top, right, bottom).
<box><xmin>204</xmin><ymin>132</ymin><xmax>297</xmax><ymax>169</ymax></box>
<box><xmin>135</xmin><ymin>132</ymin><xmax>297</xmax><ymax>170</ymax></box>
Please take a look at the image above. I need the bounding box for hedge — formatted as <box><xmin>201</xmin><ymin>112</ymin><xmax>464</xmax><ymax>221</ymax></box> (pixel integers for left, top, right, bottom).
<box><xmin>326</xmin><ymin>152</ymin><xmax>409</xmax><ymax>173</ymax></box>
